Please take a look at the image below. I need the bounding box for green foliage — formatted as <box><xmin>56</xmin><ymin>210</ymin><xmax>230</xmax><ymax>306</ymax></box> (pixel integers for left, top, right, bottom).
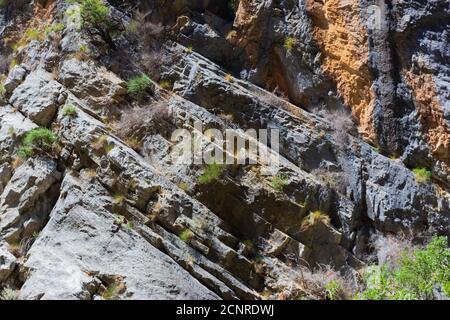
<box><xmin>412</xmin><ymin>167</ymin><xmax>432</xmax><ymax>183</ymax></box>
<box><xmin>269</xmin><ymin>174</ymin><xmax>289</xmax><ymax>191</ymax></box>
<box><xmin>179</xmin><ymin>228</ymin><xmax>194</xmax><ymax>243</ymax></box>
<box><xmin>18</xmin><ymin>128</ymin><xmax>57</xmax><ymax>159</ymax></box>
<box><xmin>62</xmin><ymin>104</ymin><xmax>77</xmax><ymax>117</ymax></box>
<box><xmin>356</xmin><ymin>236</ymin><xmax>450</xmax><ymax>300</ymax></box>
<box><xmin>127</xmin><ymin>75</ymin><xmax>151</xmax><ymax>100</ymax></box>
<box><xmin>0</xmin><ymin>82</ymin><xmax>5</xmax><ymax>96</ymax></box>
<box><xmin>198</xmin><ymin>163</ymin><xmax>224</xmax><ymax>184</ymax></box>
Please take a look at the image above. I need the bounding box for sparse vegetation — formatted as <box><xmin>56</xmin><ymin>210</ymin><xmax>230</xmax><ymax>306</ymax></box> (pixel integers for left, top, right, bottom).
<box><xmin>114</xmin><ymin>101</ymin><xmax>172</xmax><ymax>142</ymax></box>
<box><xmin>198</xmin><ymin>163</ymin><xmax>224</xmax><ymax>184</ymax></box>
<box><xmin>18</xmin><ymin>128</ymin><xmax>57</xmax><ymax>159</ymax></box>
<box><xmin>412</xmin><ymin>167</ymin><xmax>432</xmax><ymax>183</ymax></box>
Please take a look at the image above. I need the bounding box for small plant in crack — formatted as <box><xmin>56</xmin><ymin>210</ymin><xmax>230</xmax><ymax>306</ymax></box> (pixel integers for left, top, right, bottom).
<box><xmin>62</xmin><ymin>104</ymin><xmax>77</xmax><ymax>117</ymax></box>
<box><xmin>300</xmin><ymin>210</ymin><xmax>331</xmax><ymax>231</ymax></box>
<box><xmin>412</xmin><ymin>167</ymin><xmax>432</xmax><ymax>184</ymax></box>
<box><xmin>269</xmin><ymin>174</ymin><xmax>289</xmax><ymax>192</ymax></box>
<box><xmin>179</xmin><ymin>228</ymin><xmax>194</xmax><ymax>243</ymax></box>
<box><xmin>18</xmin><ymin>128</ymin><xmax>58</xmax><ymax>159</ymax></box>
<box><xmin>198</xmin><ymin>163</ymin><xmax>224</xmax><ymax>184</ymax></box>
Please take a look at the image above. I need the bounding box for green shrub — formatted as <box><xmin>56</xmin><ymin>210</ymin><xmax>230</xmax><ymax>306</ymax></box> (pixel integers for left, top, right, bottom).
<box><xmin>412</xmin><ymin>167</ymin><xmax>432</xmax><ymax>183</ymax></box>
<box><xmin>62</xmin><ymin>104</ymin><xmax>77</xmax><ymax>117</ymax></box>
<box><xmin>198</xmin><ymin>163</ymin><xmax>224</xmax><ymax>184</ymax></box>
<box><xmin>18</xmin><ymin>128</ymin><xmax>57</xmax><ymax>159</ymax></box>
<box><xmin>269</xmin><ymin>174</ymin><xmax>289</xmax><ymax>191</ymax></box>
<box><xmin>127</xmin><ymin>75</ymin><xmax>151</xmax><ymax>100</ymax></box>
<box><xmin>356</xmin><ymin>236</ymin><xmax>450</xmax><ymax>300</ymax></box>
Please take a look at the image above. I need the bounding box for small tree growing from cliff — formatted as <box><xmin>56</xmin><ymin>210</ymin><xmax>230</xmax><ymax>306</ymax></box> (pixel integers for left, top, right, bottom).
<box><xmin>69</xmin><ymin>0</ymin><xmax>116</xmax><ymax>49</ymax></box>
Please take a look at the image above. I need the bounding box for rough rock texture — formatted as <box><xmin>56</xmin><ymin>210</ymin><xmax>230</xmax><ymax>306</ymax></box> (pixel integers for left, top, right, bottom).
<box><xmin>0</xmin><ymin>0</ymin><xmax>449</xmax><ymax>300</ymax></box>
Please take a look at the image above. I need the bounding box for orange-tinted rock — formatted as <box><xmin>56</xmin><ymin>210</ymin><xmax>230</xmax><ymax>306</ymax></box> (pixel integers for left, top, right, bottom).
<box><xmin>404</xmin><ymin>71</ymin><xmax>450</xmax><ymax>164</ymax></box>
<box><xmin>306</xmin><ymin>0</ymin><xmax>376</xmax><ymax>143</ymax></box>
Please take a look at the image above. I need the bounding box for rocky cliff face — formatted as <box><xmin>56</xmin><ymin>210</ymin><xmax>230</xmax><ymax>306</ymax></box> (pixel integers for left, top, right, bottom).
<box><xmin>0</xmin><ymin>0</ymin><xmax>449</xmax><ymax>300</ymax></box>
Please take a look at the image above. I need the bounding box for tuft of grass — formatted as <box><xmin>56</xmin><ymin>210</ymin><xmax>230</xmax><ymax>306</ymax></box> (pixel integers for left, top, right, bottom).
<box><xmin>62</xmin><ymin>104</ymin><xmax>77</xmax><ymax>117</ymax></box>
<box><xmin>18</xmin><ymin>128</ymin><xmax>57</xmax><ymax>159</ymax></box>
<box><xmin>224</xmin><ymin>73</ymin><xmax>233</xmax><ymax>82</ymax></box>
<box><xmin>178</xmin><ymin>182</ymin><xmax>190</xmax><ymax>191</ymax></box>
<box><xmin>269</xmin><ymin>174</ymin><xmax>289</xmax><ymax>191</ymax></box>
<box><xmin>113</xmin><ymin>194</ymin><xmax>125</xmax><ymax>205</ymax></box>
<box><xmin>127</xmin><ymin>75</ymin><xmax>151</xmax><ymax>101</ymax></box>
<box><xmin>412</xmin><ymin>167</ymin><xmax>432</xmax><ymax>184</ymax></box>
<box><xmin>159</xmin><ymin>79</ymin><xmax>172</xmax><ymax>90</ymax></box>
<box><xmin>198</xmin><ymin>163</ymin><xmax>224</xmax><ymax>184</ymax></box>
<box><xmin>179</xmin><ymin>228</ymin><xmax>194</xmax><ymax>243</ymax></box>
<box><xmin>186</xmin><ymin>45</ymin><xmax>193</xmax><ymax>53</ymax></box>
<box><xmin>284</xmin><ymin>36</ymin><xmax>297</xmax><ymax>53</ymax></box>
<box><xmin>301</xmin><ymin>210</ymin><xmax>331</xmax><ymax>231</ymax></box>
<box><xmin>0</xmin><ymin>82</ymin><xmax>5</xmax><ymax>96</ymax></box>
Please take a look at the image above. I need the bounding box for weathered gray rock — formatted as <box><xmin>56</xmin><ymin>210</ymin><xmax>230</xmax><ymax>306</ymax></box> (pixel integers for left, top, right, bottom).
<box><xmin>9</xmin><ymin>70</ymin><xmax>62</xmax><ymax>126</ymax></box>
<box><xmin>0</xmin><ymin>244</ymin><xmax>16</xmax><ymax>283</ymax></box>
<box><xmin>3</xmin><ymin>65</ymin><xmax>27</xmax><ymax>94</ymax></box>
<box><xmin>58</xmin><ymin>59</ymin><xmax>127</xmax><ymax>110</ymax></box>
<box><xmin>20</xmin><ymin>172</ymin><xmax>219</xmax><ymax>300</ymax></box>
<box><xmin>0</xmin><ymin>157</ymin><xmax>61</xmax><ymax>243</ymax></box>
<box><xmin>0</xmin><ymin>105</ymin><xmax>37</xmax><ymax>162</ymax></box>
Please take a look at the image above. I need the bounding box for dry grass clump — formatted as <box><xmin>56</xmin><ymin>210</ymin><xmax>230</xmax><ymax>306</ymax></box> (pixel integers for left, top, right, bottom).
<box><xmin>318</xmin><ymin>109</ymin><xmax>356</xmax><ymax>145</ymax></box>
<box><xmin>295</xmin><ymin>265</ymin><xmax>359</xmax><ymax>300</ymax></box>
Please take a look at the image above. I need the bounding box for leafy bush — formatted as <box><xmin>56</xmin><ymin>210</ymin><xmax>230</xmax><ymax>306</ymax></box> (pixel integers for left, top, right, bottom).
<box><xmin>356</xmin><ymin>236</ymin><xmax>450</xmax><ymax>300</ymax></box>
<box><xmin>198</xmin><ymin>163</ymin><xmax>224</xmax><ymax>184</ymax></box>
<box><xmin>18</xmin><ymin>128</ymin><xmax>57</xmax><ymax>159</ymax></box>
<box><xmin>127</xmin><ymin>75</ymin><xmax>151</xmax><ymax>100</ymax></box>
<box><xmin>412</xmin><ymin>167</ymin><xmax>432</xmax><ymax>183</ymax></box>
